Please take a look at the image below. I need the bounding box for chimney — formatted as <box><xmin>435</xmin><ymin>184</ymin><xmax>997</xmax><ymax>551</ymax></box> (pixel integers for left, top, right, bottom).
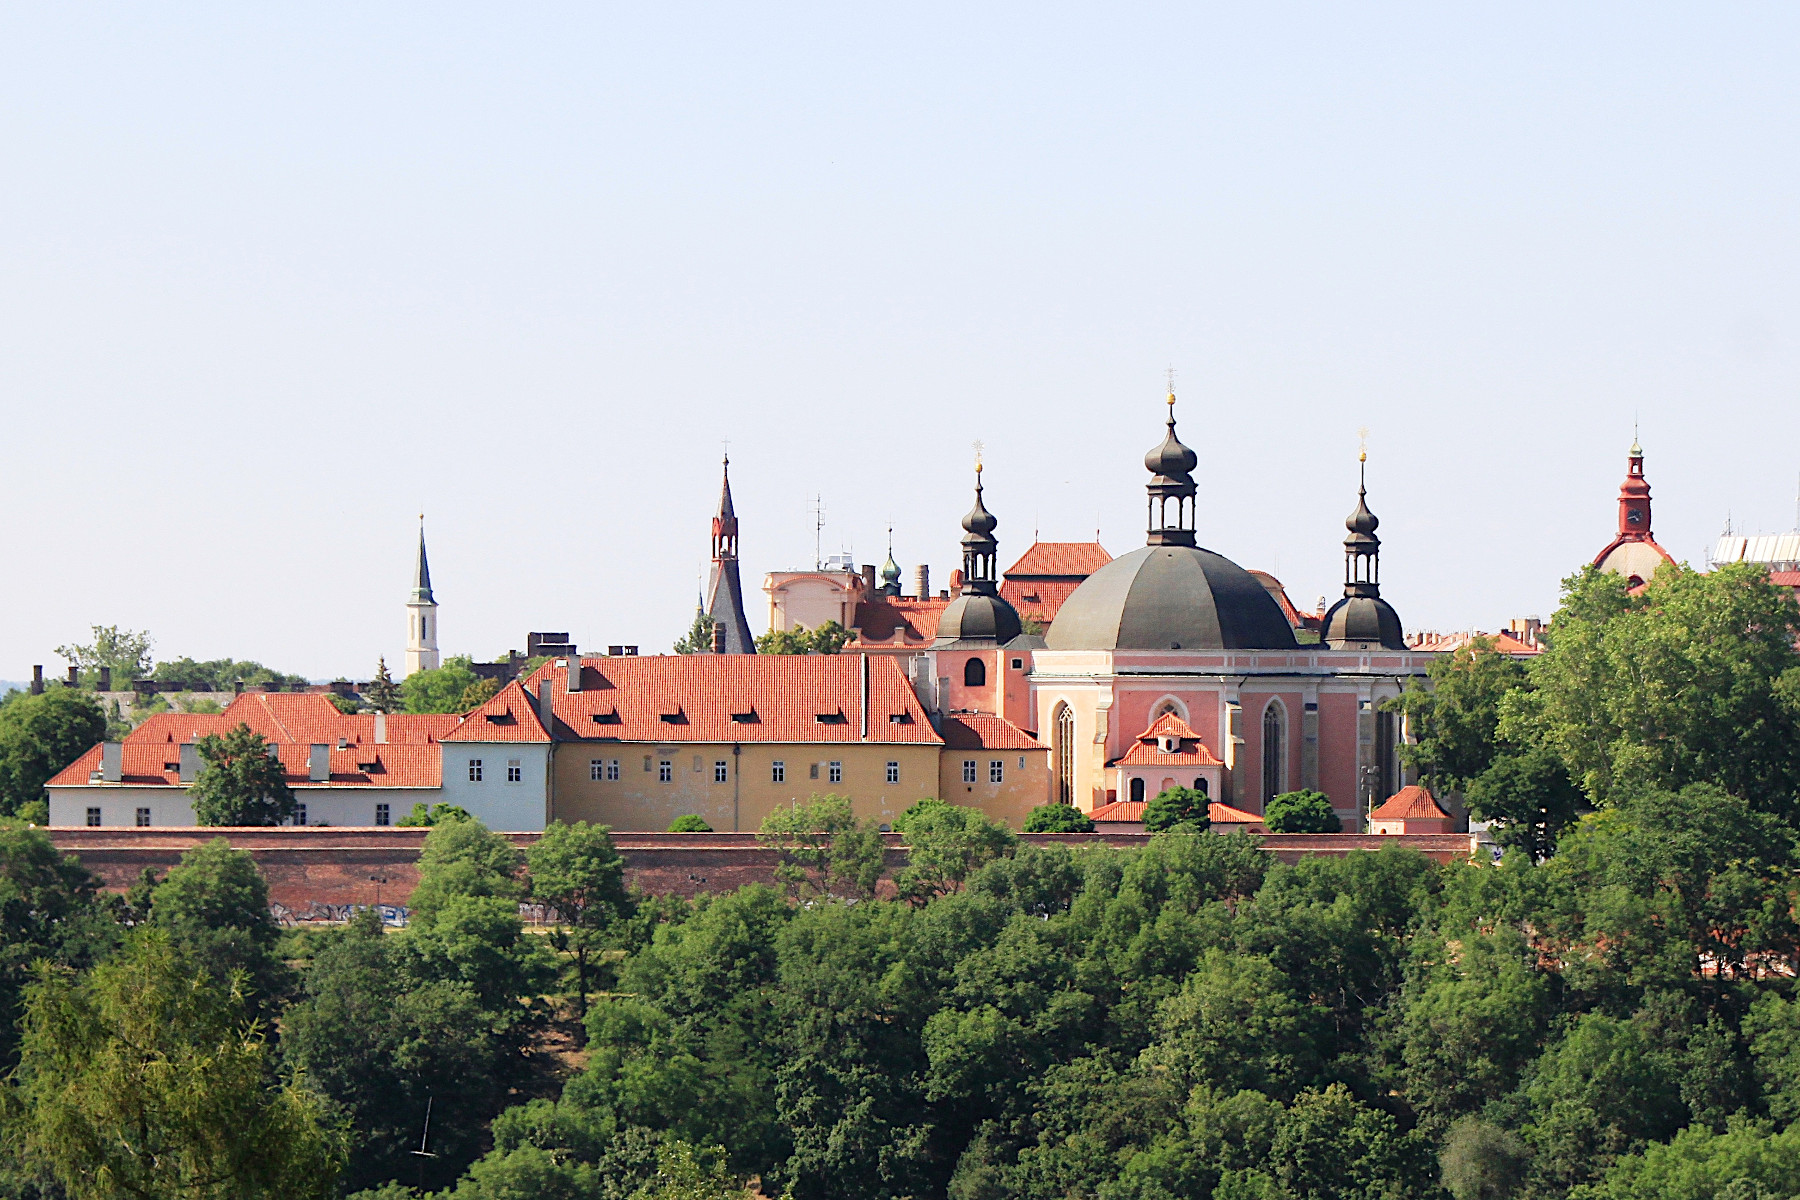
<box><xmin>374</xmin><ymin>711</ymin><xmax>388</xmax><ymax>744</ymax></box>
<box><xmin>537</xmin><ymin>677</ymin><xmax>555</xmax><ymax>732</ymax></box>
<box><xmin>101</xmin><ymin>741</ymin><xmax>122</xmax><ymax>783</ymax></box>
<box><xmin>710</xmin><ymin>621</ymin><xmax>726</xmax><ymax>654</ymax></box>
<box><xmin>177</xmin><ymin>743</ymin><xmax>200</xmax><ymax>783</ymax></box>
<box><xmin>30</xmin><ymin>666</ymin><xmax>42</xmax><ymax>695</ymax></box>
<box><xmin>309</xmin><ymin>744</ymin><xmax>330</xmax><ymax>782</ymax></box>
<box><xmin>233</xmin><ymin>678</ymin><xmax>245</xmax><ymax>695</ymax></box>
<box><xmin>566</xmin><ymin>657</ymin><xmax>583</xmax><ymax>691</ymax></box>
<box><xmin>861</xmin><ymin>564</ymin><xmax>876</xmax><ymax>594</ymax></box>
<box><xmin>915</xmin><ymin>565</ymin><xmax>930</xmax><ymax>600</ymax></box>
<box><xmin>65</xmin><ymin>666</ymin><xmax>78</xmax><ymax>688</ymax></box>
<box><xmin>98</xmin><ymin>666</ymin><xmax>111</xmax><ymax>692</ymax></box>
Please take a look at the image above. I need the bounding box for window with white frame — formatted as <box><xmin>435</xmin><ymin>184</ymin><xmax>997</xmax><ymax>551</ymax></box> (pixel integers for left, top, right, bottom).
<box><xmin>963</xmin><ymin>760</ymin><xmax>977</xmax><ymax>784</ymax></box>
<box><xmin>658</xmin><ymin>760</ymin><xmax>673</xmax><ymax>783</ymax></box>
<box><xmin>85</xmin><ymin>807</ymin><xmax>100</xmax><ymax>827</ymax></box>
<box><xmin>293</xmin><ymin>804</ymin><xmax>307</xmax><ymax>826</ymax></box>
<box><xmin>772</xmin><ymin>761</ymin><xmax>786</xmax><ymax>783</ymax></box>
<box><xmin>886</xmin><ymin>761</ymin><xmax>899</xmax><ymax>784</ymax></box>
<box><xmin>136</xmin><ymin>807</ymin><xmax>151</xmax><ymax>827</ymax></box>
<box><xmin>507</xmin><ymin>759</ymin><xmax>522</xmax><ymax>783</ymax></box>
<box><xmin>591</xmin><ymin>759</ymin><xmax>605</xmax><ymax>781</ymax></box>
<box><xmin>828</xmin><ymin>761</ymin><xmax>842</xmax><ymax>784</ymax></box>
<box><xmin>714</xmin><ymin>761</ymin><xmax>728</xmax><ymax>783</ymax></box>
<box><xmin>375</xmin><ymin>803</ymin><xmax>391</xmax><ymax>826</ymax></box>
<box><xmin>990</xmin><ymin>760</ymin><xmax>1004</xmax><ymax>784</ymax></box>
<box><xmin>607</xmin><ymin>759</ymin><xmax>620</xmax><ymax>781</ymax></box>
<box><xmin>468</xmin><ymin>759</ymin><xmax>484</xmax><ymax>782</ymax></box>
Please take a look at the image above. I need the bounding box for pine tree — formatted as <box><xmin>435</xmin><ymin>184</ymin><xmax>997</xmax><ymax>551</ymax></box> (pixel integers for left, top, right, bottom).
<box><xmin>362</xmin><ymin>656</ymin><xmax>402</xmax><ymax>713</ymax></box>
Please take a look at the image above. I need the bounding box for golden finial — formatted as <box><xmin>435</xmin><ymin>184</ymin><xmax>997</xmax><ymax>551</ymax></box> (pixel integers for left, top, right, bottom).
<box><xmin>1357</xmin><ymin>426</ymin><xmax>1369</xmax><ymax>464</ymax></box>
<box><xmin>972</xmin><ymin>439</ymin><xmax>985</xmax><ymax>473</ymax></box>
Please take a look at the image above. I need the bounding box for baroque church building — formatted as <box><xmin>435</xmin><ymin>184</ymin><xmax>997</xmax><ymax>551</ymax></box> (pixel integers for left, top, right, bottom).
<box><xmin>914</xmin><ymin>395</ymin><xmax>1436</xmax><ymax>828</ymax></box>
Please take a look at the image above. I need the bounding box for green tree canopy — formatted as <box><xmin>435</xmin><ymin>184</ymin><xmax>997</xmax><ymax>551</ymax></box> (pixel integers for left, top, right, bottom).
<box><xmin>0</xmin><ymin>688</ymin><xmax>107</xmax><ymax>818</ymax></box>
<box><xmin>757</xmin><ymin>794</ymin><xmax>886</xmax><ymax>900</ymax></box>
<box><xmin>361</xmin><ymin>656</ymin><xmax>403</xmax><ymax>713</ymax></box>
<box><xmin>150</xmin><ymin>656</ymin><xmax>308</xmax><ymax>693</ymax></box>
<box><xmin>891</xmin><ymin>799</ymin><xmax>1017</xmax><ymax>903</ymax></box>
<box><xmin>148</xmin><ymin>838</ymin><xmax>289</xmax><ymax>1013</ymax></box>
<box><xmin>189</xmin><ymin>723</ymin><xmax>295</xmax><ymax>826</ymax></box>
<box><xmin>668</xmin><ymin>814</ymin><xmax>713</xmax><ymax>832</ymax></box>
<box><xmin>1263</xmin><ymin>789</ymin><xmax>1341</xmax><ymax>833</ymax></box>
<box><xmin>1389</xmin><ymin>636</ymin><xmax>1530</xmax><ymax>791</ymax></box>
<box><xmin>54</xmin><ymin>624</ymin><xmax>155</xmax><ymax>685</ymax></box>
<box><xmin>527</xmin><ymin>820</ymin><xmax>634</xmax><ymax>1019</ymax></box>
<box><xmin>1143</xmin><ymin>785</ymin><xmax>1212</xmax><ymax>833</ymax></box>
<box><xmin>401</xmin><ymin>656</ymin><xmax>483</xmax><ymax>714</ymax></box>
<box><xmin>754</xmin><ymin>621</ymin><xmax>851</xmax><ymax>655</ymax></box>
<box><xmin>1023</xmin><ymin>801</ymin><xmax>1095</xmax><ymax>832</ymax></box>
<box><xmin>7</xmin><ymin>929</ymin><xmax>345</xmax><ymax>1199</ymax></box>
<box><xmin>673</xmin><ymin>610</ymin><xmax>719</xmax><ymax>655</ymax></box>
<box><xmin>395</xmin><ymin>802</ymin><xmax>473</xmax><ymax>827</ymax></box>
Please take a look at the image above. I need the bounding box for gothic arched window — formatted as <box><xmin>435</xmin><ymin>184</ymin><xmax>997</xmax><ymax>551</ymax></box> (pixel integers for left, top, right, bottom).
<box><xmin>1054</xmin><ymin>703</ymin><xmax>1076</xmax><ymax>806</ymax></box>
<box><xmin>1262</xmin><ymin>700</ymin><xmax>1287</xmax><ymax>805</ymax></box>
<box><xmin>964</xmin><ymin>657</ymin><xmax>987</xmax><ymax>688</ymax></box>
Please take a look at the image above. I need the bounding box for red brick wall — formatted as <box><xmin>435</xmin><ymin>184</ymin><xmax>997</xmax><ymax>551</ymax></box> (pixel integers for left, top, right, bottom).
<box><xmin>43</xmin><ymin>827</ymin><xmax>1485</xmax><ymax>916</ymax></box>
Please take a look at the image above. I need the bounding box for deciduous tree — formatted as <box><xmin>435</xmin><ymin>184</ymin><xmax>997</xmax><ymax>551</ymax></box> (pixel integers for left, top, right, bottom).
<box><xmin>189</xmin><ymin>723</ymin><xmax>295</xmax><ymax>826</ymax></box>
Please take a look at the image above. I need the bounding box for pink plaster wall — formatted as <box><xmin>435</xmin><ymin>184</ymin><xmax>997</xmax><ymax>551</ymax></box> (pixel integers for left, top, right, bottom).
<box><xmin>1317</xmin><ymin>692</ymin><xmax>1361</xmax><ymax>812</ymax></box>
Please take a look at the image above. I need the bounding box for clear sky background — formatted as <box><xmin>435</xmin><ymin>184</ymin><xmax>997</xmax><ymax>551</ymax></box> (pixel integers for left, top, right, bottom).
<box><xmin>4</xmin><ymin>5</ymin><xmax>1799</xmax><ymax>681</ymax></box>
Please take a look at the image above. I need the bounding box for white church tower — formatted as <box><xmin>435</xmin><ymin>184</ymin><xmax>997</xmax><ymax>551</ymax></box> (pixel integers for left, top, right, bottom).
<box><xmin>406</xmin><ymin>518</ymin><xmax>440</xmax><ymax>675</ymax></box>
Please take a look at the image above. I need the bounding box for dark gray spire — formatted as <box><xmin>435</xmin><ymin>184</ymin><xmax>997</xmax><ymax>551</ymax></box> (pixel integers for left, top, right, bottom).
<box><xmin>705</xmin><ymin>456</ymin><xmax>757</xmax><ymax>653</ymax></box>
<box><xmin>412</xmin><ymin>520</ymin><xmax>434</xmax><ymax>604</ymax></box>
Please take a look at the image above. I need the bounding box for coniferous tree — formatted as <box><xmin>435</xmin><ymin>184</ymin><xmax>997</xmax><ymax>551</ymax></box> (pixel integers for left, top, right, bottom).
<box><xmin>361</xmin><ymin>656</ymin><xmax>402</xmax><ymax>713</ymax></box>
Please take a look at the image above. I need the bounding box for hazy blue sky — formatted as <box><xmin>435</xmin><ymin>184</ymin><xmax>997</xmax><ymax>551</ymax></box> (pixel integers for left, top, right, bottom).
<box><xmin>4</xmin><ymin>5</ymin><xmax>1799</xmax><ymax>680</ymax></box>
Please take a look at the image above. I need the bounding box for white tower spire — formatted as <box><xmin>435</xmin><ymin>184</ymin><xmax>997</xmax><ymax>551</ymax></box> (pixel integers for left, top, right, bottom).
<box><xmin>406</xmin><ymin>515</ymin><xmax>440</xmax><ymax>675</ymax></box>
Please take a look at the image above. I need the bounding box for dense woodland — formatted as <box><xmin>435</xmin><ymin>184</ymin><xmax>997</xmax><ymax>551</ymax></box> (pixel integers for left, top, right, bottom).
<box><xmin>2</xmin><ymin>562</ymin><xmax>1800</xmax><ymax>1198</ymax></box>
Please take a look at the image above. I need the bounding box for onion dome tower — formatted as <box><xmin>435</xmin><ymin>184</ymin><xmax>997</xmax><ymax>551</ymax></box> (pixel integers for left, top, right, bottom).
<box><xmin>1321</xmin><ymin>452</ymin><xmax>1405</xmax><ymax>650</ymax></box>
<box><xmin>878</xmin><ymin>530</ymin><xmax>902</xmax><ymax>596</ymax></box>
<box><xmin>1592</xmin><ymin>435</ymin><xmax>1674</xmax><ymax>589</ymax></box>
<box><xmin>1047</xmin><ymin>393</ymin><xmax>1297</xmax><ymax>651</ymax></box>
<box><xmin>705</xmin><ymin>455</ymin><xmax>758</xmax><ymax>654</ymax></box>
<box><xmin>934</xmin><ymin>462</ymin><xmax>1023</xmax><ymax>644</ymax></box>
<box><xmin>405</xmin><ymin>516</ymin><xmax>440</xmax><ymax>675</ymax></box>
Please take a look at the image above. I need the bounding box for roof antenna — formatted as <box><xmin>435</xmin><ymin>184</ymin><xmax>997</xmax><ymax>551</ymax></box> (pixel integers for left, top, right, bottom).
<box><xmin>811</xmin><ymin>494</ymin><xmax>825</xmax><ymax>570</ymax></box>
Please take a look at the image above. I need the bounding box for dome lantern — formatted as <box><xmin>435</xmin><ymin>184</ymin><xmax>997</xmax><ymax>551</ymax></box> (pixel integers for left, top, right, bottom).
<box><xmin>1145</xmin><ymin>392</ymin><xmax>1199</xmax><ymax>548</ymax></box>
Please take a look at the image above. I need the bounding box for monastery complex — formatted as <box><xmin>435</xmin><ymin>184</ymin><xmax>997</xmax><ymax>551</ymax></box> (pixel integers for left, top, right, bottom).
<box><xmin>48</xmin><ymin>398</ymin><xmax>1688</xmax><ymax>837</ymax></box>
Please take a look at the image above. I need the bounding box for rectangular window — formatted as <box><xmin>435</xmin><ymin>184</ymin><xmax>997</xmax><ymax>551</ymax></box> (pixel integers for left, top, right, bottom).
<box><xmin>772</xmin><ymin>761</ymin><xmax>786</xmax><ymax>783</ymax></box>
<box><xmin>886</xmin><ymin>761</ymin><xmax>899</xmax><ymax>784</ymax></box>
<box><xmin>85</xmin><ymin>807</ymin><xmax>101</xmax><ymax>826</ymax></box>
<box><xmin>135</xmin><ymin>807</ymin><xmax>151</xmax><ymax>827</ymax></box>
<box><xmin>829</xmin><ymin>761</ymin><xmax>842</xmax><ymax>784</ymax></box>
<box><xmin>507</xmin><ymin>759</ymin><xmax>522</xmax><ymax>783</ymax></box>
<box><xmin>374</xmin><ymin>803</ymin><xmax>391</xmax><ymax>826</ymax></box>
<box><xmin>990</xmin><ymin>760</ymin><xmax>1004</xmax><ymax>784</ymax></box>
<box><xmin>714</xmin><ymin>761</ymin><xmax>729</xmax><ymax>783</ymax></box>
<box><xmin>591</xmin><ymin>759</ymin><xmax>605</xmax><ymax>781</ymax></box>
<box><xmin>963</xmin><ymin>760</ymin><xmax>977</xmax><ymax>784</ymax></box>
<box><xmin>1011</xmin><ymin>658</ymin><xmax>1023</xmax><ymax>669</ymax></box>
<box><xmin>658</xmin><ymin>760</ymin><xmax>673</xmax><ymax>783</ymax></box>
<box><xmin>468</xmin><ymin>758</ymin><xmax>484</xmax><ymax>782</ymax></box>
<box><xmin>293</xmin><ymin>804</ymin><xmax>307</xmax><ymax>827</ymax></box>
<box><xmin>643</xmin><ymin>755</ymin><xmax>653</xmax><ymax>772</ymax></box>
<box><xmin>607</xmin><ymin>759</ymin><xmax>620</xmax><ymax>781</ymax></box>
<box><xmin>810</xmin><ymin>762</ymin><xmax>820</xmax><ymax>780</ymax></box>
<box><xmin>1018</xmin><ymin>756</ymin><xmax>1026</xmax><ymax>770</ymax></box>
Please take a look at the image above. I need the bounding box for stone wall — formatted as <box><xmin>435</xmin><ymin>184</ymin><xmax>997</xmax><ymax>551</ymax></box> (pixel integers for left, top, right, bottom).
<box><xmin>44</xmin><ymin>827</ymin><xmax>1490</xmax><ymax>916</ymax></box>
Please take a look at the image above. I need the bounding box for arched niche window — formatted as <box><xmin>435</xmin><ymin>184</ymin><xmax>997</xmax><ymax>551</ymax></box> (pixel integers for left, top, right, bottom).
<box><xmin>1129</xmin><ymin>777</ymin><xmax>1145</xmax><ymax>804</ymax></box>
<box><xmin>1261</xmin><ymin>700</ymin><xmax>1287</xmax><ymax>805</ymax></box>
<box><xmin>964</xmin><ymin>657</ymin><xmax>987</xmax><ymax>688</ymax></box>
<box><xmin>1152</xmin><ymin>697</ymin><xmax>1186</xmax><ymax>722</ymax></box>
<box><xmin>1053</xmin><ymin>702</ymin><xmax>1076</xmax><ymax>806</ymax></box>
<box><xmin>1193</xmin><ymin>777</ymin><xmax>1209</xmax><ymax>795</ymax></box>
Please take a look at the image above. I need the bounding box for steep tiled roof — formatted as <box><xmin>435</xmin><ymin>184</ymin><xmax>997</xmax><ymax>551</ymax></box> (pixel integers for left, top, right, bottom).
<box><xmin>1090</xmin><ymin>799</ymin><xmax>1262</xmax><ymax>825</ymax></box>
<box><xmin>441</xmin><ymin>679</ymin><xmax>552</xmax><ymax>744</ymax></box>
<box><xmin>852</xmin><ymin>596</ymin><xmax>953</xmax><ymax>644</ymax></box>
<box><xmin>940</xmin><ymin>713</ymin><xmax>1044</xmax><ymax>751</ymax></box>
<box><xmin>1004</xmin><ymin>541</ymin><xmax>1112</xmax><ymax>577</ymax></box>
<box><xmin>1370</xmin><ymin>785</ymin><xmax>1449</xmax><ymax>822</ymax></box>
<box><xmin>997</xmin><ymin>578</ymin><xmax>1084</xmax><ymax>625</ymax></box>
<box><xmin>511</xmin><ymin>655</ymin><xmax>941</xmax><ymax>745</ymax></box>
<box><xmin>1112</xmin><ymin>711</ymin><xmax>1225</xmax><ymax>768</ymax></box>
<box><xmin>1769</xmin><ymin>570</ymin><xmax>1800</xmax><ymax>588</ymax></box>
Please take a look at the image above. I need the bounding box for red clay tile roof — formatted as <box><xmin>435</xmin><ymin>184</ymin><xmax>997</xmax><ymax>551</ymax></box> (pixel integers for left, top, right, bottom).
<box><xmin>940</xmin><ymin>713</ymin><xmax>1045</xmax><ymax>751</ymax></box>
<box><xmin>998</xmin><ymin>577</ymin><xmax>1085</xmax><ymax>625</ymax></box>
<box><xmin>1406</xmin><ymin>630</ymin><xmax>1543</xmax><ymax>656</ymax></box>
<box><xmin>47</xmin><ymin>695</ymin><xmax>463</xmax><ymax>790</ymax></box>
<box><xmin>1112</xmin><ymin>711</ymin><xmax>1225</xmax><ymax>768</ymax></box>
<box><xmin>1770</xmin><ymin>570</ymin><xmax>1800</xmax><ymax>588</ymax></box>
<box><xmin>1004</xmin><ymin>541</ymin><xmax>1112</xmax><ymax>578</ymax></box>
<box><xmin>507</xmin><ymin>655</ymin><xmax>941</xmax><ymax>745</ymax></box>
<box><xmin>1247</xmin><ymin>570</ymin><xmax>1323</xmax><ymax>632</ymax></box>
<box><xmin>1369</xmin><ymin>785</ymin><xmax>1449</xmax><ymax>822</ymax></box>
<box><xmin>852</xmin><ymin>596</ymin><xmax>953</xmax><ymax>644</ymax></box>
<box><xmin>441</xmin><ymin>679</ymin><xmax>552</xmax><ymax>744</ymax></box>
<box><xmin>1090</xmin><ymin>799</ymin><xmax>1262</xmax><ymax>824</ymax></box>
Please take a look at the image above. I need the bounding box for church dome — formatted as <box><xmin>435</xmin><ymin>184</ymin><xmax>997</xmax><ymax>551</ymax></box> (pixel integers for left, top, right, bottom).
<box><xmin>936</xmin><ymin>593</ymin><xmax>1023</xmax><ymax>643</ymax></box>
<box><xmin>1320</xmin><ymin>594</ymin><xmax>1403</xmax><ymax>650</ymax></box>
<box><xmin>1045</xmin><ymin>544</ymin><xmax>1299</xmax><ymax>651</ymax></box>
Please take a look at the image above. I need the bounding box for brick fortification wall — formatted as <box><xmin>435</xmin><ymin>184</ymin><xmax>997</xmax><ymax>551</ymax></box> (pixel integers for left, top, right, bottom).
<box><xmin>44</xmin><ymin>827</ymin><xmax>1487</xmax><ymax>917</ymax></box>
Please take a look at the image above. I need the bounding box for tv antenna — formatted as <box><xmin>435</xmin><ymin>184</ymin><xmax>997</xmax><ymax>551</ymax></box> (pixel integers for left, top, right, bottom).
<box><xmin>811</xmin><ymin>495</ymin><xmax>826</xmax><ymax>570</ymax></box>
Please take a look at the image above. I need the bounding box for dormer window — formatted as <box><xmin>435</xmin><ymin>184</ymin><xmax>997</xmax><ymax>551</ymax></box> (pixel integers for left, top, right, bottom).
<box><xmin>815</xmin><ymin>711</ymin><xmax>848</xmax><ymax>725</ymax></box>
<box><xmin>1159</xmin><ymin>735</ymin><xmax>1177</xmax><ymax>753</ymax></box>
<box><xmin>730</xmin><ymin>710</ymin><xmax>759</xmax><ymax>724</ymax></box>
<box><xmin>591</xmin><ymin>709</ymin><xmax>622</xmax><ymax>725</ymax></box>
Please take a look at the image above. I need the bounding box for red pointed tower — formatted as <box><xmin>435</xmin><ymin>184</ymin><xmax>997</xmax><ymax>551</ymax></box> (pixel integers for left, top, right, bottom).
<box><xmin>705</xmin><ymin>455</ymin><xmax>758</xmax><ymax>654</ymax></box>
<box><xmin>1592</xmin><ymin>436</ymin><xmax>1674</xmax><ymax>591</ymax></box>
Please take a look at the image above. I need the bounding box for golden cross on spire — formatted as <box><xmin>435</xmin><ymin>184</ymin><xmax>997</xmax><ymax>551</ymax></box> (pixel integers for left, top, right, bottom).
<box><xmin>972</xmin><ymin>439</ymin><xmax>985</xmax><ymax>473</ymax></box>
<box><xmin>1357</xmin><ymin>426</ymin><xmax>1369</xmax><ymax>464</ymax></box>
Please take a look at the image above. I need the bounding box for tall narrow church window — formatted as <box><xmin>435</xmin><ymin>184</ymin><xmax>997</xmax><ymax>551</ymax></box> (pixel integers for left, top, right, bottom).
<box><xmin>1262</xmin><ymin>701</ymin><xmax>1286</xmax><ymax>804</ymax></box>
<box><xmin>1129</xmin><ymin>777</ymin><xmax>1145</xmax><ymax>804</ymax></box>
<box><xmin>1054</xmin><ymin>703</ymin><xmax>1076</xmax><ymax>806</ymax></box>
<box><xmin>964</xmin><ymin>657</ymin><xmax>987</xmax><ymax>688</ymax></box>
